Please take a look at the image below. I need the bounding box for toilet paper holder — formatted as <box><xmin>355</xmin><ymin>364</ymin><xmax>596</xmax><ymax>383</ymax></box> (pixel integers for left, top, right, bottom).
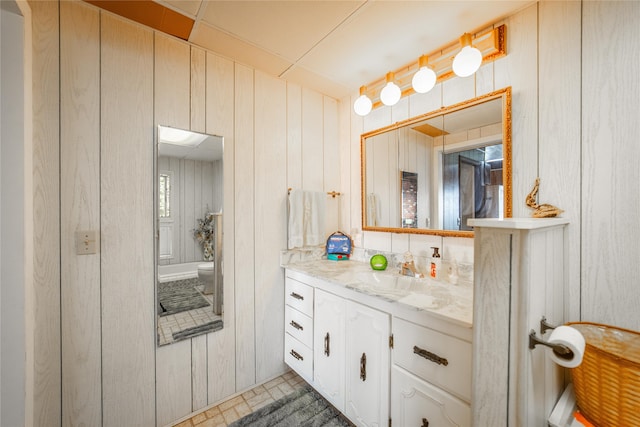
<box><xmin>528</xmin><ymin>316</ymin><xmax>573</xmax><ymax>357</ymax></box>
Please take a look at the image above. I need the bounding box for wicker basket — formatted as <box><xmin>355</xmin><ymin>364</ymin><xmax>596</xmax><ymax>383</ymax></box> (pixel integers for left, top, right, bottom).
<box><xmin>567</xmin><ymin>322</ymin><xmax>640</xmax><ymax>427</ymax></box>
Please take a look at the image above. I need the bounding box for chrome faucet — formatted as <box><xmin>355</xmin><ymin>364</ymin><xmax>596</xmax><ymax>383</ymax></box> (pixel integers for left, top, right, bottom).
<box><xmin>399</xmin><ymin>251</ymin><xmax>424</xmax><ymax>278</ymax></box>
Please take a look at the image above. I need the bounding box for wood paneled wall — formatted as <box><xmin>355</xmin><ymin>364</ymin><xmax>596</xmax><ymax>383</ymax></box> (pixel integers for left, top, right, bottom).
<box><xmin>31</xmin><ymin>1</ymin><xmax>340</xmax><ymax>425</ymax></box>
<box><xmin>157</xmin><ymin>156</ymin><xmax>220</xmax><ymax>266</ymax></box>
<box><xmin>344</xmin><ymin>0</ymin><xmax>639</xmax><ymax>342</ymax></box>
<box><xmin>30</xmin><ymin>1</ymin><xmax>640</xmax><ymax>426</ymax></box>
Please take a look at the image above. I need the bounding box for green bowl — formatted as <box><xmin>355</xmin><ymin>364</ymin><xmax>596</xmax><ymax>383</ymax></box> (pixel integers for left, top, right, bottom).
<box><xmin>370</xmin><ymin>254</ymin><xmax>388</xmax><ymax>271</ymax></box>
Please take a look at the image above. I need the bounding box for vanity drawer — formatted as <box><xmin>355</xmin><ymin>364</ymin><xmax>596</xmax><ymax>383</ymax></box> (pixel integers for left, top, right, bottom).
<box><xmin>285</xmin><ymin>305</ymin><xmax>313</xmax><ymax>348</ymax></box>
<box><xmin>285</xmin><ymin>277</ymin><xmax>314</xmax><ymax>316</ymax></box>
<box><xmin>393</xmin><ymin>317</ymin><xmax>472</xmax><ymax>402</ymax></box>
<box><xmin>284</xmin><ymin>333</ymin><xmax>313</xmax><ymax>381</ymax></box>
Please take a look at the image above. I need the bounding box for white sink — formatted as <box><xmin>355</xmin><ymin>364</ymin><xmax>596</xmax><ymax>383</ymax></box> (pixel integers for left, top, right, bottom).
<box><xmin>355</xmin><ymin>271</ymin><xmax>428</xmax><ymax>296</ymax></box>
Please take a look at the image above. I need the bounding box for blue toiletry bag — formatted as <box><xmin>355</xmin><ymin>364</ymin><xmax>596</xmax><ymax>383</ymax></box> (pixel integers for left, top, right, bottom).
<box><xmin>326</xmin><ymin>231</ymin><xmax>352</xmax><ymax>255</ymax></box>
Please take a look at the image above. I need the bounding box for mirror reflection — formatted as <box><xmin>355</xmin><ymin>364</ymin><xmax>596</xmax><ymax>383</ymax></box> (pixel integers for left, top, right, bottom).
<box><xmin>156</xmin><ymin>125</ymin><xmax>224</xmax><ymax>346</ymax></box>
<box><xmin>362</xmin><ymin>87</ymin><xmax>511</xmax><ymax>237</ymax></box>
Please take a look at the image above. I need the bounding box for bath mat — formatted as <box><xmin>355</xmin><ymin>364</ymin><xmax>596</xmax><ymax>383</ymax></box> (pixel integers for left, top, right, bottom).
<box><xmin>157</xmin><ymin>278</ymin><xmax>210</xmax><ymax>317</ymax></box>
<box><xmin>229</xmin><ymin>384</ymin><xmax>353</xmax><ymax>427</ymax></box>
<box><xmin>172</xmin><ymin>319</ymin><xmax>223</xmax><ymax>341</ymax></box>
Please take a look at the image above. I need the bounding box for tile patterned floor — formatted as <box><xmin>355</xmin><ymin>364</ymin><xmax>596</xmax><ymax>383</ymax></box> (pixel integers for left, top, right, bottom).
<box><xmin>158</xmin><ymin>284</ymin><xmax>222</xmax><ymax>346</ymax></box>
<box><xmin>172</xmin><ymin>371</ymin><xmax>307</xmax><ymax>427</ymax></box>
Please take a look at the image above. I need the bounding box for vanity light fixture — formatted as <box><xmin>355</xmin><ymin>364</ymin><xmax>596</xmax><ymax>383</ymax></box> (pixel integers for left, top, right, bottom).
<box><xmin>452</xmin><ymin>33</ymin><xmax>483</xmax><ymax>77</ymax></box>
<box><xmin>411</xmin><ymin>55</ymin><xmax>437</xmax><ymax>94</ymax></box>
<box><xmin>353</xmin><ymin>24</ymin><xmax>507</xmax><ymax>116</ymax></box>
<box><xmin>353</xmin><ymin>85</ymin><xmax>373</xmax><ymax>116</ymax></box>
<box><xmin>380</xmin><ymin>72</ymin><xmax>401</xmax><ymax>106</ymax></box>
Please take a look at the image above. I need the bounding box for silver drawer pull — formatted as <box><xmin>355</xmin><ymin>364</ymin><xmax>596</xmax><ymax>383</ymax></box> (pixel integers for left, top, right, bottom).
<box><xmin>413</xmin><ymin>345</ymin><xmax>448</xmax><ymax>366</ymax></box>
<box><xmin>290</xmin><ymin>349</ymin><xmax>303</xmax><ymax>361</ymax></box>
<box><xmin>290</xmin><ymin>320</ymin><xmax>303</xmax><ymax>331</ymax></box>
<box><xmin>290</xmin><ymin>292</ymin><xmax>304</xmax><ymax>300</ymax></box>
<box><xmin>360</xmin><ymin>352</ymin><xmax>367</xmax><ymax>381</ymax></box>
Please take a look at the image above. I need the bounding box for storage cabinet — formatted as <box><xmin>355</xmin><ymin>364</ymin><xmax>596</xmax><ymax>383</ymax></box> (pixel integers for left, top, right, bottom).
<box><xmin>313</xmin><ymin>289</ymin><xmax>346</xmax><ymax>412</ymax></box>
<box><xmin>391</xmin><ymin>366</ymin><xmax>470</xmax><ymax>427</ymax></box>
<box><xmin>391</xmin><ymin>318</ymin><xmax>471</xmax><ymax>426</ymax></box>
<box><xmin>284</xmin><ymin>268</ymin><xmax>469</xmax><ymax>427</ymax></box>
<box><xmin>345</xmin><ymin>301</ymin><xmax>390</xmax><ymax>427</ymax></box>
<box><xmin>393</xmin><ymin>318</ymin><xmax>471</xmax><ymax>402</ymax></box>
<box><xmin>284</xmin><ymin>277</ymin><xmax>314</xmax><ymax>382</ymax></box>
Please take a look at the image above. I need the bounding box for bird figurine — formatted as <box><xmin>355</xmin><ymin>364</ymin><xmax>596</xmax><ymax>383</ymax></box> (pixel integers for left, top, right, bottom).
<box><xmin>526</xmin><ymin>178</ymin><xmax>564</xmax><ymax>218</ymax></box>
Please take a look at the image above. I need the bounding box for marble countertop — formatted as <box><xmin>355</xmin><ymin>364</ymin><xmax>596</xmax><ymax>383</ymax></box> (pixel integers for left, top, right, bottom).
<box><xmin>283</xmin><ymin>259</ymin><xmax>473</xmax><ymax>328</ymax></box>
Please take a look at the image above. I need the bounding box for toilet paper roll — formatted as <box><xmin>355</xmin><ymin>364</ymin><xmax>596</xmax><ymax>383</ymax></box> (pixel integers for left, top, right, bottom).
<box><xmin>547</xmin><ymin>325</ymin><xmax>586</xmax><ymax>368</ymax></box>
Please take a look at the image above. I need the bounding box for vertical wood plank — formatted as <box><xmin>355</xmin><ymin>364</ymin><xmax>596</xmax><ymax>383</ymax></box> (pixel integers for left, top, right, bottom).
<box><xmin>233</xmin><ymin>63</ymin><xmax>256</xmax><ymax>390</ymax></box>
<box><xmin>156</xmin><ymin>340</ymin><xmax>192</xmax><ymax>427</ymax></box>
<box><xmin>471</xmin><ymin>228</ymin><xmax>512</xmax><ymax>426</ymax></box>
<box><xmin>538</xmin><ymin>1</ymin><xmax>581</xmax><ymax>323</ymax></box>
<box><xmin>30</xmin><ymin>1</ymin><xmax>62</xmax><ymax>425</ymax></box>
<box><xmin>323</xmin><ymin>96</ymin><xmax>340</xmax><ymax>233</ymax></box>
<box><xmin>254</xmin><ymin>71</ymin><xmax>287</xmax><ymax>382</ymax></box>
<box><xmin>153</xmin><ymin>23</ymin><xmax>194</xmax><ymax>423</ymax></box>
<box><xmin>100</xmin><ymin>13</ymin><xmax>155</xmax><ymax>426</ymax></box>
<box><xmin>301</xmin><ymin>88</ymin><xmax>324</xmax><ymax>191</ymax></box>
<box><xmin>205</xmin><ymin>52</ymin><xmax>236</xmax><ymax>403</ymax></box>
<box><xmin>191</xmin><ymin>334</ymin><xmax>208</xmax><ymax>411</ymax></box>
<box><xmin>495</xmin><ymin>4</ymin><xmax>539</xmax><ymax>218</ymax></box>
<box><xmin>59</xmin><ymin>2</ymin><xmax>101</xmax><ymax>426</ymax></box>
<box><xmin>287</xmin><ymin>83</ymin><xmax>302</xmax><ymax>191</ymax></box>
<box><xmin>184</xmin><ymin>159</ymin><xmax>196</xmax><ymax>261</ymax></box>
<box><xmin>154</xmin><ymin>32</ymin><xmax>189</xmax><ymax>129</ymax></box>
<box><xmin>190</xmin><ymin>47</ymin><xmax>206</xmax><ymax>133</ymax></box>
<box><xmin>581</xmin><ymin>1</ymin><xmax>640</xmax><ymax>330</ymax></box>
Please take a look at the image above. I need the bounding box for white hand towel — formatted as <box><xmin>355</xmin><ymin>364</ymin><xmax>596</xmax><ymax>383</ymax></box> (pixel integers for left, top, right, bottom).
<box><xmin>367</xmin><ymin>193</ymin><xmax>379</xmax><ymax>227</ymax></box>
<box><xmin>288</xmin><ymin>189</ymin><xmax>305</xmax><ymax>249</ymax></box>
<box><xmin>303</xmin><ymin>191</ymin><xmax>326</xmax><ymax>247</ymax></box>
<box><xmin>288</xmin><ymin>190</ymin><xmax>326</xmax><ymax>249</ymax></box>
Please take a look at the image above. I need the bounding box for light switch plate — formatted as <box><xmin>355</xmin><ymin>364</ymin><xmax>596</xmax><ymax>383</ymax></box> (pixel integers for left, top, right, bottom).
<box><xmin>76</xmin><ymin>230</ymin><xmax>99</xmax><ymax>255</ymax></box>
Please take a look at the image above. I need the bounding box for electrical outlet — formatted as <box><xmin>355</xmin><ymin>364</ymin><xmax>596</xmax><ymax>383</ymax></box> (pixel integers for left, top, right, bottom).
<box><xmin>76</xmin><ymin>230</ymin><xmax>99</xmax><ymax>255</ymax></box>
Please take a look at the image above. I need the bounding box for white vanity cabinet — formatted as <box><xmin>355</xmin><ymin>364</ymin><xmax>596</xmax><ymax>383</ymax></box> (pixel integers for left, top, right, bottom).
<box><xmin>284</xmin><ymin>267</ymin><xmax>470</xmax><ymax>427</ymax></box>
<box><xmin>391</xmin><ymin>317</ymin><xmax>471</xmax><ymax>426</ymax></box>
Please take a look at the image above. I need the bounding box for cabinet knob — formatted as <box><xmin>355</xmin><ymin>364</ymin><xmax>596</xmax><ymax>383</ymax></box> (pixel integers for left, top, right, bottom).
<box><xmin>421</xmin><ymin>417</ymin><xmax>429</xmax><ymax>427</ymax></box>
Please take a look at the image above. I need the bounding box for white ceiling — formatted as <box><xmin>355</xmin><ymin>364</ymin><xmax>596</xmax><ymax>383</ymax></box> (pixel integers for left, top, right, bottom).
<box><xmin>155</xmin><ymin>1</ymin><xmax>533</xmax><ymax>99</ymax></box>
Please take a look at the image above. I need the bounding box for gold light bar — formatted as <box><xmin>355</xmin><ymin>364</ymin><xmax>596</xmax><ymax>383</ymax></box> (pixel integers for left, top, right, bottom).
<box><xmin>362</xmin><ymin>24</ymin><xmax>506</xmax><ymax>110</ymax></box>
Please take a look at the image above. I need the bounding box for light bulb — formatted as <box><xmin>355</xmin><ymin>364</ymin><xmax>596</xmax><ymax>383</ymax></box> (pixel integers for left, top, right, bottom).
<box><xmin>412</xmin><ymin>66</ymin><xmax>436</xmax><ymax>93</ymax></box>
<box><xmin>453</xmin><ymin>33</ymin><xmax>482</xmax><ymax>77</ymax></box>
<box><xmin>353</xmin><ymin>94</ymin><xmax>372</xmax><ymax>116</ymax></box>
<box><xmin>380</xmin><ymin>82</ymin><xmax>401</xmax><ymax>106</ymax></box>
<box><xmin>380</xmin><ymin>72</ymin><xmax>401</xmax><ymax>106</ymax></box>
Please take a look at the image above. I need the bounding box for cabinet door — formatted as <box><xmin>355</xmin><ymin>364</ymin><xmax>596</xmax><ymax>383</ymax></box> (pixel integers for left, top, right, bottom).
<box><xmin>345</xmin><ymin>301</ymin><xmax>390</xmax><ymax>427</ymax></box>
<box><xmin>313</xmin><ymin>289</ymin><xmax>346</xmax><ymax>412</ymax></box>
<box><xmin>391</xmin><ymin>366</ymin><xmax>470</xmax><ymax>427</ymax></box>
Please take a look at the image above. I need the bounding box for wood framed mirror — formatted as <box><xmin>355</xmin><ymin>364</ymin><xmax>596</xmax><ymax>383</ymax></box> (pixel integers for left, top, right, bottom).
<box><xmin>361</xmin><ymin>87</ymin><xmax>511</xmax><ymax>237</ymax></box>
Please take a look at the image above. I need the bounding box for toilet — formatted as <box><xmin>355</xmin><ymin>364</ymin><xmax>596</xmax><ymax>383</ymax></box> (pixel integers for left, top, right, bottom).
<box><xmin>197</xmin><ymin>262</ymin><xmax>215</xmax><ymax>295</ymax></box>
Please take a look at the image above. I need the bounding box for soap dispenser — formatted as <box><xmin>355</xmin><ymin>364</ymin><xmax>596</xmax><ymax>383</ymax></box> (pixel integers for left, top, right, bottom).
<box><xmin>430</xmin><ymin>247</ymin><xmax>441</xmax><ymax>280</ymax></box>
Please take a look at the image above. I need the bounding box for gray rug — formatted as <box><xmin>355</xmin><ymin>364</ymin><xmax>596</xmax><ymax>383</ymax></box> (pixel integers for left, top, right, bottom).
<box><xmin>157</xmin><ymin>278</ymin><xmax>210</xmax><ymax>317</ymax></box>
<box><xmin>229</xmin><ymin>384</ymin><xmax>352</xmax><ymax>427</ymax></box>
<box><xmin>172</xmin><ymin>319</ymin><xmax>223</xmax><ymax>341</ymax></box>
